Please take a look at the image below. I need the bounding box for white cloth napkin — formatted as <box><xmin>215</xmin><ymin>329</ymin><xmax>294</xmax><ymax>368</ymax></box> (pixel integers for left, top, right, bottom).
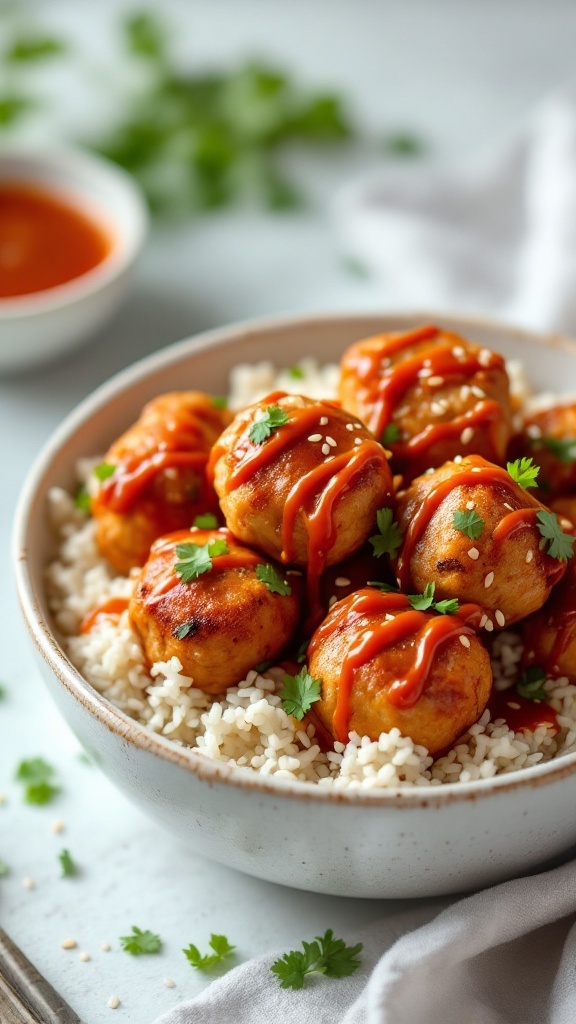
<box><xmin>335</xmin><ymin>89</ymin><xmax>576</xmax><ymax>335</ymax></box>
<box><xmin>153</xmin><ymin>91</ymin><xmax>576</xmax><ymax>1024</ymax></box>
<box><xmin>154</xmin><ymin>858</ymin><xmax>576</xmax><ymax>1024</ymax></box>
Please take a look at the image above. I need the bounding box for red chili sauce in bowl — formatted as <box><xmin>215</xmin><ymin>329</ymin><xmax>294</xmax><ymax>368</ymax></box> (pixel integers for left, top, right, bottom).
<box><xmin>0</xmin><ymin>181</ymin><xmax>112</xmax><ymax>299</ymax></box>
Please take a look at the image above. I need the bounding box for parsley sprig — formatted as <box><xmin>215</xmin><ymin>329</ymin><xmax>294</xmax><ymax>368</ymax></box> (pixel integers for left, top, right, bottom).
<box><xmin>452</xmin><ymin>509</ymin><xmax>484</xmax><ymax>540</ymax></box>
<box><xmin>174</xmin><ymin>538</ymin><xmax>229</xmax><ymax>582</ymax></box>
<box><xmin>59</xmin><ymin>849</ymin><xmax>77</xmax><ymax>878</ymax></box>
<box><xmin>255</xmin><ymin>563</ymin><xmax>292</xmax><ymax>595</ymax></box>
<box><xmin>507</xmin><ymin>457</ymin><xmax>539</xmax><ymax>490</ymax></box>
<box><xmin>271</xmin><ymin>929</ymin><xmax>363</xmax><ymax>990</ymax></box>
<box><xmin>536</xmin><ymin>510</ymin><xmax>575</xmax><ymax>561</ymax></box>
<box><xmin>183</xmin><ymin>934</ymin><xmax>235</xmax><ymax>971</ymax></box>
<box><xmin>15</xmin><ymin>758</ymin><xmax>59</xmax><ymax>805</ymax></box>
<box><xmin>381</xmin><ymin>423</ymin><xmax>401</xmax><ymax>446</ymax></box>
<box><xmin>93</xmin><ymin>461</ymin><xmax>116</xmax><ymax>483</ymax></box>
<box><xmin>408</xmin><ymin>582</ymin><xmax>459</xmax><ymax>615</ymax></box>
<box><xmin>539</xmin><ymin>436</ymin><xmax>576</xmax><ymax>464</ymax></box>
<box><xmin>369</xmin><ymin>508</ymin><xmax>403</xmax><ymax>559</ymax></box>
<box><xmin>516</xmin><ymin>666</ymin><xmax>548</xmax><ymax>702</ymax></box>
<box><xmin>120</xmin><ymin>926</ymin><xmax>162</xmax><ymax>955</ymax></box>
<box><xmin>193</xmin><ymin>513</ymin><xmax>219</xmax><ymax>529</ymax></box>
<box><xmin>280</xmin><ymin>667</ymin><xmax>321</xmax><ymax>720</ymax></box>
<box><xmin>248</xmin><ymin>405</ymin><xmax>289</xmax><ymax>445</ymax></box>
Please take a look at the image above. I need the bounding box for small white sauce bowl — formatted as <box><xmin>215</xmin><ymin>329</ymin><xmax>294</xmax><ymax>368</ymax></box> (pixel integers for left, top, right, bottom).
<box><xmin>13</xmin><ymin>312</ymin><xmax>576</xmax><ymax>898</ymax></box>
<box><xmin>0</xmin><ymin>147</ymin><xmax>148</xmax><ymax>373</ymax></box>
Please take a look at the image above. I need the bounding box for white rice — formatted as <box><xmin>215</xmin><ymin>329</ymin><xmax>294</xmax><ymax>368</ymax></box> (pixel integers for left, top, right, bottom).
<box><xmin>44</xmin><ymin>358</ymin><xmax>576</xmax><ymax>790</ymax></box>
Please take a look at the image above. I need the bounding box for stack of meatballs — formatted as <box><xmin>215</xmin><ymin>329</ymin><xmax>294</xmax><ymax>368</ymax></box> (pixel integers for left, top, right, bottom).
<box><xmin>89</xmin><ymin>325</ymin><xmax>576</xmax><ymax>756</ymax></box>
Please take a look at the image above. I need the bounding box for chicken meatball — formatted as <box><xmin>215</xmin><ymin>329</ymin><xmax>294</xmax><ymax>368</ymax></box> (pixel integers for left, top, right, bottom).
<box><xmin>395</xmin><ymin>455</ymin><xmax>570</xmax><ymax>631</ymax></box>
<box><xmin>129</xmin><ymin>528</ymin><xmax>301</xmax><ymax>692</ymax></box>
<box><xmin>92</xmin><ymin>392</ymin><xmax>232</xmax><ymax>573</ymax></box>
<box><xmin>339</xmin><ymin>324</ymin><xmax>513</xmax><ymax>481</ymax></box>
<box><xmin>307</xmin><ymin>588</ymin><xmax>492</xmax><ymax>753</ymax></box>
<box><xmin>522</xmin><ymin>558</ymin><xmax>576</xmax><ymax>683</ymax></box>
<box><xmin>210</xmin><ymin>392</ymin><xmax>394</xmax><ymax>614</ymax></box>
<box><xmin>518</xmin><ymin>401</ymin><xmax>576</xmax><ymax>497</ymax></box>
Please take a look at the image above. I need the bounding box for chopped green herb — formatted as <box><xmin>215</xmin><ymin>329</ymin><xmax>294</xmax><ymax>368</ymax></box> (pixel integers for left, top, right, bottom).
<box><xmin>211</xmin><ymin>396</ymin><xmax>228</xmax><ymax>409</ymax></box>
<box><xmin>452</xmin><ymin>509</ymin><xmax>485</xmax><ymax>540</ymax></box>
<box><xmin>59</xmin><ymin>849</ymin><xmax>77</xmax><ymax>878</ymax></box>
<box><xmin>0</xmin><ymin>859</ymin><xmax>9</xmax><ymax>878</ymax></box>
<box><xmin>536</xmin><ymin>510</ymin><xmax>575</xmax><ymax>561</ymax></box>
<box><xmin>120</xmin><ymin>926</ymin><xmax>162</xmax><ymax>955</ymax></box>
<box><xmin>507</xmin><ymin>457</ymin><xmax>539</xmax><ymax>490</ymax></box>
<box><xmin>369</xmin><ymin>508</ymin><xmax>403</xmax><ymax>559</ymax></box>
<box><xmin>0</xmin><ymin>94</ymin><xmax>33</xmax><ymax>128</ymax></box>
<box><xmin>6</xmin><ymin>36</ymin><xmax>67</xmax><ymax>63</ymax></box>
<box><xmin>124</xmin><ymin>11</ymin><xmax>166</xmax><ymax>62</ymax></box>
<box><xmin>296</xmin><ymin>639</ymin><xmax>308</xmax><ymax>665</ymax></box>
<box><xmin>288</xmin><ymin>365</ymin><xmax>305</xmax><ymax>380</ymax></box>
<box><xmin>516</xmin><ymin>665</ymin><xmax>548</xmax><ymax>702</ymax></box>
<box><xmin>248</xmin><ymin>405</ymin><xmax>289</xmax><ymax>445</ymax></box>
<box><xmin>408</xmin><ymin>582</ymin><xmax>459</xmax><ymax>615</ymax></box>
<box><xmin>173</xmin><ymin>619</ymin><xmax>200</xmax><ymax>640</ymax></box>
<box><xmin>183</xmin><ymin>934</ymin><xmax>236</xmax><ymax>971</ymax></box>
<box><xmin>193</xmin><ymin>513</ymin><xmax>219</xmax><ymax>529</ymax></box>
<box><xmin>255</xmin><ymin>563</ymin><xmax>291</xmax><ymax>595</ymax></box>
<box><xmin>15</xmin><ymin>758</ymin><xmax>59</xmax><ymax>805</ymax></box>
<box><xmin>93</xmin><ymin>462</ymin><xmax>116</xmax><ymax>483</ymax></box>
<box><xmin>74</xmin><ymin>485</ymin><xmax>91</xmax><ymax>514</ymax></box>
<box><xmin>271</xmin><ymin>929</ymin><xmax>363</xmax><ymax>990</ymax></box>
<box><xmin>280</xmin><ymin>667</ymin><xmax>321</xmax><ymax>720</ymax></box>
<box><xmin>381</xmin><ymin>423</ymin><xmax>401</xmax><ymax>446</ymax></box>
<box><xmin>367</xmin><ymin>580</ymin><xmax>399</xmax><ymax>593</ymax></box>
<box><xmin>254</xmin><ymin>660</ymin><xmax>272</xmax><ymax>673</ymax></box>
<box><xmin>540</xmin><ymin>436</ymin><xmax>576</xmax><ymax>464</ymax></box>
<box><xmin>174</xmin><ymin>538</ymin><xmax>229</xmax><ymax>583</ymax></box>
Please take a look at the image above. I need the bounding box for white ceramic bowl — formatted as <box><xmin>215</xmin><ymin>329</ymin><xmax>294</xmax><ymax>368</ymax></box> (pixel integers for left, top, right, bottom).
<box><xmin>13</xmin><ymin>311</ymin><xmax>576</xmax><ymax>898</ymax></box>
<box><xmin>0</xmin><ymin>147</ymin><xmax>148</xmax><ymax>373</ymax></box>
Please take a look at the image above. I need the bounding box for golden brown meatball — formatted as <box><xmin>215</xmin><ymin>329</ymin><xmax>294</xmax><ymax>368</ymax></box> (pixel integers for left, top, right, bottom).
<box><xmin>129</xmin><ymin>528</ymin><xmax>301</xmax><ymax>693</ymax></box>
<box><xmin>522</xmin><ymin>558</ymin><xmax>576</xmax><ymax>682</ymax></box>
<box><xmin>92</xmin><ymin>392</ymin><xmax>232</xmax><ymax>573</ymax></box>
<box><xmin>307</xmin><ymin>588</ymin><xmax>492</xmax><ymax>753</ymax></box>
<box><xmin>210</xmin><ymin>392</ymin><xmax>394</xmax><ymax>616</ymax></box>
<box><xmin>395</xmin><ymin>455</ymin><xmax>570</xmax><ymax>631</ymax></box>
<box><xmin>339</xmin><ymin>324</ymin><xmax>513</xmax><ymax>481</ymax></box>
<box><xmin>518</xmin><ymin>401</ymin><xmax>576</xmax><ymax>497</ymax></box>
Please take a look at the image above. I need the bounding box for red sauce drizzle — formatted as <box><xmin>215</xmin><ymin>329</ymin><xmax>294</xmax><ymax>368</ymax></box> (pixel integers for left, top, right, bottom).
<box><xmin>488</xmin><ymin>689</ymin><xmax>558</xmax><ymax>733</ymax></box>
<box><xmin>80</xmin><ymin>597</ymin><xmax>129</xmax><ymax>633</ymax></box>
<box><xmin>97</xmin><ymin>451</ymin><xmax>209</xmax><ymax>514</ymax></box>
<box><xmin>309</xmin><ymin>589</ymin><xmax>476</xmax><ymax>742</ymax></box>
<box><xmin>144</xmin><ymin>529</ymin><xmax>265</xmax><ymax>603</ymax></box>
<box><xmin>393</xmin><ymin>400</ymin><xmax>503</xmax><ymax>465</ymax></box>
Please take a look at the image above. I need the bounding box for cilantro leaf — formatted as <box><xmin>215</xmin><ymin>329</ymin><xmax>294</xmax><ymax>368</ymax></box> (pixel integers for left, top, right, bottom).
<box><xmin>124</xmin><ymin>12</ymin><xmax>166</xmax><ymax>62</ymax></box>
<box><xmin>211</xmin><ymin>396</ymin><xmax>228</xmax><ymax>409</ymax></box>
<box><xmin>15</xmin><ymin>758</ymin><xmax>59</xmax><ymax>805</ymax></box>
<box><xmin>193</xmin><ymin>513</ymin><xmax>218</xmax><ymax>529</ymax></box>
<box><xmin>254</xmin><ymin>660</ymin><xmax>272</xmax><ymax>673</ymax></box>
<box><xmin>59</xmin><ymin>849</ymin><xmax>77</xmax><ymax>878</ymax></box>
<box><xmin>288</xmin><ymin>365</ymin><xmax>305</xmax><ymax>379</ymax></box>
<box><xmin>296</xmin><ymin>639</ymin><xmax>308</xmax><ymax>665</ymax></box>
<box><xmin>174</xmin><ymin>539</ymin><xmax>229</xmax><ymax>582</ymax></box>
<box><xmin>173</xmin><ymin>619</ymin><xmax>200</xmax><ymax>640</ymax></box>
<box><xmin>255</xmin><ymin>563</ymin><xmax>291</xmax><ymax>595</ymax></box>
<box><xmin>280</xmin><ymin>668</ymin><xmax>321</xmax><ymax>720</ymax></box>
<box><xmin>369</xmin><ymin>508</ymin><xmax>403</xmax><ymax>559</ymax></box>
<box><xmin>120</xmin><ymin>926</ymin><xmax>162</xmax><ymax>955</ymax></box>
<box><xmin>367</xmin><ymin>580</ymin><xmax>399</xmax><ymax>593</ymax></box>
<box><xmin>516</xmin><ymin>665</ymin><xmax>548</xmax><ymax>702</ymax></box>
<box><xmin>0</xmin><ymin>94</ymin><xmax>32</xmax><ymax>127</ymax></box>
<box><xmin>74</xmin><ymin>486</ymin><xmax>91</xmax><ymax>514</ymax></box>
<box><xmin>433</xmin><ymin>598</ymin><xmax>461</xmax><ymax>615</ymax></box>
<box><xmin>540</xmin><ymin>436</ymin><xmax>576</xmax><ymax>464</ymax></box>
<box><xmin>536</xmin><ymin>510</ymin><xmax>575</xmax><ymax>561</ymax></box>
<box><xmin>507</xmin><ymin>457</ymin><xmax>539</xmax><ymax>490</ymax></box>
<box><xmin>248</xmin><ymin>405</ymin><xmax>289</xmax><ymax>445</ymax></box>
<box><xmin>93</xmin><ymin>461</ymin><xmax>116</xmax><ymax>483</ymax></box>
<box><xmin>381</xmin><ymin>423</ymin><xmax>401</xmax><ymax>446</ymax></box>
<box><xmin>271</xmin><ymin>929</ymin><xmax>363</xmax><ymax>990</ymax></box>
<box><xmin>6</xmin><ymin>36</ymin><xmax>66</xmax><ymax>63</ymax></box>
<box><xmin>408</xmin><ymin>582</ymin><xmax>459</xmax><ymax>615</ymax></box>
<box><xmin>183</xmin><ymin>934</ymin><xmax>235</xmax><ymax>971</ymax></box>
<box><xmin>0</xmin><ymin>859</ymin><xmax>9</xmax><ymax>878</ymax></box>
<box><xmin>452</xmin><ymin>509</ymin><xmax>485</xmax><ymax>540</ymax></box>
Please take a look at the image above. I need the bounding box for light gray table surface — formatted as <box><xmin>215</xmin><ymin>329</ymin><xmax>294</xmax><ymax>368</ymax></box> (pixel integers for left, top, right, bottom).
<box><xmin>3</xmin><ymin>2</ymin><xmax>576</xmax><ymax>1021</ymax></box>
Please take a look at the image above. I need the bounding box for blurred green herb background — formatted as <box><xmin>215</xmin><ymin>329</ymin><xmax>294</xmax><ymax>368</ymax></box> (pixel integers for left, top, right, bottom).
<box><xmin>0</xmin><ymin>6</ymin><xmax>425</xmax><ymax>216</ymax></box>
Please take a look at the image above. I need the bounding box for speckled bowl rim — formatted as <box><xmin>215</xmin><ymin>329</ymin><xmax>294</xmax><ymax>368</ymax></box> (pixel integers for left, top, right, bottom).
<box><xmin>13</xmin><ymin>308</ymin><xmax>576</xmax><ymax>809</ymax></box>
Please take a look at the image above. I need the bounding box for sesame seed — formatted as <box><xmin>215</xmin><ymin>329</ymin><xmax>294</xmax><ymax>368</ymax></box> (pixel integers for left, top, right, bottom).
<box><xmin>79</xmin><ymin>952</ymin><xmax>90</xmax><ymax>962</ymax></box>
<box><xmin>396</xmin><ymin>578</ymin><xmax>401</xmax><ymax>587</ymax></box>
<box><xmin>51</xmin><ymin>820</ymin><xmax>64</xmax><ymax>834</ymax></box>
<box><xmin>484</xmin><ymin>572</ymin><xmax>494</xmax><ymax>588</ymax></box>
<box><xmin>471</xmin><ymin>467</ymin><xmax>482</xmax><ymax>473</ymax></box>
<box><xmin>345</xmin><ymin>423</ymin><xmax>354</xmax><ymax>431</ymax></box>
<box><xmin>478</xmin><ymin>348</ymin><xmax>492</xmax><ymax>366</ymax></box>
<box><xmin>460</xmin><ymin>427</ymin><xmax>474</xmax><ymax>445</ymax></box>
<box><xmin>22</xmin><ymin>877</ymin><xmax>35</xmax><ymax>890</ymax></box>
<box><xmin>430</xmin><ymin>402</ymin><xmax>444</xmax><ymax>415</ymax></box>
<box><xmin>101</xmin><ymin>942</ymin><xmax>111</xmax><ymax>951</ymax></box>
<box><xmin>479</xmin><ymin>614</ymin><xmax>488</xmax><ymax>628</ymax></box>
<box><xmin>326</xmin><ymin>436</ymin><xmax>337</xmax><ymax>447</ymax></box>
<box><xmin>507</xmin><ymin>701</ymin><xmax>521</xmax><ymax>710</ymax></box>
<box><xmin>423</xmin><ymin>358</ymin><xmax>432</xmax><ymax>367</ymax></box>
<box><xmin>321</xmin><ymin>443</ymin><xmax>330</xmax><ymax>455</ymax></box>
<box><xmin>452</xmin><ymin>346</ymin><xmax>466</xmax><ymax>358</ymax></box>
<box><xmin>459</xmin><ymin>635</ymin><xmax>471</xmax><ymax>648</ymax></box>
<box><xmin>466</xmin><ymin>500</ymin><xmax>475</xmax><ymax>510</ymax></box>
<box><xmin>108</xmin><ymin>996</ymin><xmax>120</xmax><ymax>1010</ymax></box>
<box><xmin>61</xmin><ymin>938</ymin><xmax>77</xmax><ymax>950</ymax></box>
<box><xmin>354</xmin><ymin>422</ymin><xmax>363</xmax><ymax>428</ymax></box>
<box><xmin>319</xmin><ymin>416</ymin><xmax>329</xmax><ymax>426</ymax></box>
<box><xmin>328</xmin><ymin>595</ymin><xmax>337</xmax><ymax>608</ymax></box>
<box><xmin>454</xmin><ymin>455</ymin><xmax>463</xmax><ymax>464</ymax></box>
<box><xmin>485</xmin><ymin>620</ymin><xmax>494</xmax><ymax>632</ymax></box>
<box><xmin>164</xmin><ymin>979</ymin><xmax>176</xmax><ymax>989</ymax></box>
<box><xmin>308</xmin><ymin>433</ymin><xmax>322</xmax><ymax>442</ymax></box>
<box><xmin>468</xmin><ymin>547</ymin><xmax>479</xmax><ymax>560</ymax></box>
<box><xmin>526</xmin><ymin>424</ymin><xmax>542</xmax><ymax>439</ymax></box>
<box><xmin>460</xmin><ymin>385</ymin><xmax>471</xmax><ymax>401</ymax></box>
<box><xmin>396</xmin><ymin>406</ymin><xmax>410</xmax><ymax>417</ymax></box>
<box><xmin>418</xmin><ymin>367</ymin><xmax>432</xmax><ymax>378</ymax></box>
<box><xmin>503</xmin><ymin>502</ymin><xmax>513</xmax><ymax>511</ymax></box>
<box><xmin>526</xmin><ymin>550</ymin><xmax>534</xmax><ymax>563</ymax></box>
<box><xmin>385</xmin><ymin>614</ymin><xmax>395</xmax><ymax>622</ymax></box>
<box><xmin>335</xmin><ymin>577</ymin><xmax>351</xmax><ymax>586</ymax></box>
<box><xmin>428</xmin><ymin>376</ymin><xmax>445</xmax><ymax>387</ymax></box>
<box><xmin>354</xmin><ymin>437</ymin><xmax>362</xmax><ymax>445</ymax></box>
<box><xmin>495</xmin><ymin>609</ymin><xmax>506</xmax><ymax>627</ymax></box>
<box><xmin>471</xmin><ymin>386</ymin><xmax>485</xmax><ymax>398</ymax></box>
